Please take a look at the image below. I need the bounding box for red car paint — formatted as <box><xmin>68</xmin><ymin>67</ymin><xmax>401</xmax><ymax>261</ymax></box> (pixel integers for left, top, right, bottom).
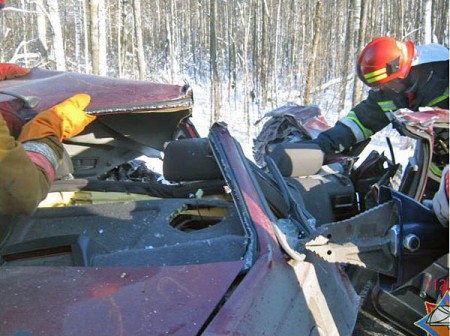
<box><xmin>0</xmin><ymin>262</ymin><xmax>244</xmax><ymax>335</ymax></box>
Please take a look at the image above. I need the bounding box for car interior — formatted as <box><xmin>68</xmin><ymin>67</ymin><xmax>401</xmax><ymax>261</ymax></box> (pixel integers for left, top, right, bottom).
<box><xmin>0</xmin><ymin>134</ymin><xmax>250</xmax><ymax>267</ymax></box>
<box><xmin>0</xmin><ymin>130</ymin><xmax>358</xmax><ymax>269</ymax></box>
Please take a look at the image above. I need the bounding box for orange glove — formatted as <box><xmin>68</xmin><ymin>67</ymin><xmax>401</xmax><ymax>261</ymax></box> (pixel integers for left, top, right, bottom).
<box><xmin>0</xmin><ymin>63</ymin><xmax>30</xmax><ymax>80</ymax></box>
<box><xmin>18</xmin><ymin>93</ymin><xmax>96</xmax><ymax>142</ymax></box>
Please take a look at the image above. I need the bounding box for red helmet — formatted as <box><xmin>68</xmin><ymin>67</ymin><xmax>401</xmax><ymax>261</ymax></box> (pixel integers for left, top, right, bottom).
<box><xmin>357</xmin><ymin>37</ymin><xmax>415</xmax><ymax>87</ymax></box>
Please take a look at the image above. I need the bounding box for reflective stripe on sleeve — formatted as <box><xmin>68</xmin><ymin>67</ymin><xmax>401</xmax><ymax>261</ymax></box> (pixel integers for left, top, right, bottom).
<box><xmin>377</xmin><ymin>100</ymin><xmax>397</xmax><ymax>112</ymax></box>
<box><xmin>339</xmin><ymin>111</ymin><xmax>373</xmax><ymax>142</ymax></box>
<box><xmin>430</xmin><ymin>162</ymin><xmax>443</xmax><ymax>178</ymax></box>
<box><xmin>22</xmin><ymin>141</ymin><xmax>59</xmax><ymax>171</ymax></box>
<box><xmin>427</xmin><ymin>87</ymin><xmax>449</xmax><ymax>106</ymax></box>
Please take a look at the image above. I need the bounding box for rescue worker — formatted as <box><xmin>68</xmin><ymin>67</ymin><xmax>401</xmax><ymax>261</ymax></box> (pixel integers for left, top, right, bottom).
<box><xmin>0</xmin><ymin>63</ymin><xmax>96</xmax><ymax>215</ymax></box>
<box><xmin>310</xmin><ymin>36</ymin><xmax>449</xmax><ymax>196</ymax></box>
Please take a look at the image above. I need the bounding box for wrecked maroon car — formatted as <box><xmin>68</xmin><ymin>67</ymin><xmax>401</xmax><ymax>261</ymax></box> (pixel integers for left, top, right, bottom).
<box><xmin>0</xmin><ymin>69</ymin><xmax>359</xmax><ymax>336</ymax></box>
<box><xmin>0</xmin><ymin>69</ymin><xmax>447</xmax><ymax>336</ymax></box>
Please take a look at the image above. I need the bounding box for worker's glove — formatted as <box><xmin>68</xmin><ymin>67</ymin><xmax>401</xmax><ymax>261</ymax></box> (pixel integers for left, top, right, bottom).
<box><xmin>0</xmin><ymin>63</ymin><xmax>30</xmax><ymax>80</ymax></box>
<box><xmin>19</xmin><ymin>93</ymin><xmax>96</xmax><ymax>142</ymax></box>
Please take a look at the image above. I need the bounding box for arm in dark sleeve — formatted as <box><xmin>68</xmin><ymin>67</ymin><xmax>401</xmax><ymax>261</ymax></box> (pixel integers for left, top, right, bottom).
<box><xmin>312</xmin><ymin>90</ymin><xmax>392</xmax><ymax>155</ymax></box>
<box><xmin>311</xmin><ymin>122</ymin><xmax>357</xmax><ymax>155</ymax></box>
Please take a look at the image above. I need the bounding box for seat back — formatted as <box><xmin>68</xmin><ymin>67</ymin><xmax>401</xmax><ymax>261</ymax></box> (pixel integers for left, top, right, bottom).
<box><xmin>269</xmin><ymin>142</ymin><xmax>324</xmax><ymax>177</ymax></box>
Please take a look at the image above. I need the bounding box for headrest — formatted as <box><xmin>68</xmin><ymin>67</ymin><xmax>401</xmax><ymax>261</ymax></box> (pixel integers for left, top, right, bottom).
<box><xmin>163</xmin><ymin>138</ymin><xmax>222</xmax><ymax>181</ymax></box>
<box><xmin>269</xmin><ymin>143</ymin><xmax>324</xmax><ymax>177</ymax></box>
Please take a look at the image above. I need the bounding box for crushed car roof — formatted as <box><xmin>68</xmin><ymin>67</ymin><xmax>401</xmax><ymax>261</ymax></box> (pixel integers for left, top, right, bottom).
<box><xmin>0</xmin><ymin>68</ymin><xmax>193</xmax><ymax>115</ymax></box>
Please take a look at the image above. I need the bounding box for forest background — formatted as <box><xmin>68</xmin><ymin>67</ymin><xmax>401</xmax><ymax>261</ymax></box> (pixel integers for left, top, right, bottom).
<box><xmin>1</xmin><ymin>0</ymin><xmax>449</xmax><ymax>147</ymax></box>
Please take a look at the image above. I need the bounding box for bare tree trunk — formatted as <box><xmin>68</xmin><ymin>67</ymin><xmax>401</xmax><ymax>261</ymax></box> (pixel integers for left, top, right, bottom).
<box><xmin>243</xmin><ymin>2</ymin><xmax>251</xmax><ymax>137</ymax></box>
<box><xmin>287</xmin><ymin>0</ymin><xmax>299</xmax><ymax>100</ymax></box>
<box><xmin>32</xmin><ymin>0</ymin><xmax>49</xmax><ymax>66</ymax></box>
<box><xmin>89</xmin><ymin>0</ymin><xmax>100</xmax><ymax>74</ymax></box>
<box><xmin>82</xmin><ymin>0</ymin><xmax>90</xmax><ymax>73</ymax></box>
<box><xmin>297</xmin><ymin>7</ymin><xmax>306</xmax><ymax>101</ymax></box>
<box><xmin>338</xmin><ymin>0</ymin><xmax>356</xmax><ymax>116</ymax></box>
<box><xmin>303</xmin><ymin>0</ymin><xmax>322</xmax><ymax>105</ymax></box>
<box><xmin>272</xmin><ymin>0</ymin><xmax>282</xmax><ymax>108</ymax></box>
<box><xmin>97</xmin><ymin>0</ymin><xmax>107</xmax><ymax>75</ymax></box>
<box><xmin>88</xmin><ymin>0</ymin><xmax>106</xmax><ymax>75</ymax></box>
<box><xmin>20</xmin><ymin>0</ymin><xmax>29</xmax><ymax>66</ymax></box>
<box><xmin>352</xmin><ymin>0</ymin><xmax>367</xmax><ymax>106</ymax></box>
<box><xmin>165</xmin><ymin>0</ymin><xmax>177</xmax><ymax>82</ymax></box>
<box><xmin>189</xmin><ymin>0</ymin><xmax>197</xmax><ymax>80</ymax></box>
<box><xmin>117</xmin><ymin>0</ymin><xmax>123</xmax><ymax>76</ymax></box>
<box><xmin>210</xmin><ymin>0</ymin><xmax>220</xmax><ymax>122</ymax></box>
<box><xmin>260</xmin><ymin>0</ymin><xmax>269</xmax><ymax>110</ymax></box>
<box><xmin>119</xmin><ymin>0</ymin><xmax>128</xmax><ymax>75</ymax></box>
<box><xmin>73</xmin><ymin>0</ymin><xmax>82</xmax><ymax>71</ymax></box>
<box><xmin>436</xmin><ymin>0</ymin><xmax>449</xmax><ymax>45</ymax></box>
<box><xmin>251</xmin><ymin>0</ymin><xmax>257</xmax><ymax>98</ymax></box>
<box><xmin>423</xmin><ymin>0</ymin><xmax>432</xmax><ymax>43</ymax></box>
<box><xmin>46</xmin><ymin>0</ymin><xmax>66</xmax><ymax>70</ymax></box>
<box><xmin>36</xmin><ymin>0</ymin><xmax>48</xmax><ymax>59</ymax></box>
<box><xmin>396</xmin><ymin>0</ymin><xmax>405</xmax><ymax>38</ymax></box>
<box><xmin>132</xmin><ymin>0</ymin><xmax>147</xmax><ymax>79</ymax></box>
<box><xmin>231</xmin><ymin>0</ymin><xmax>238</xmax><ymax>110</ymax></box>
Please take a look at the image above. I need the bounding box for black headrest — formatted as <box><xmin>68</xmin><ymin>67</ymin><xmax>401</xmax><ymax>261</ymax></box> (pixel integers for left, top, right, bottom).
<box><xmin>163</xmin><ymin>138</ymin><xmax>222</xmax><ymax>181</ymax></box>
<box><xmin>269</xmin><ymin>143</ymin><xmax>324</xmax><ymax>177</ymax></box>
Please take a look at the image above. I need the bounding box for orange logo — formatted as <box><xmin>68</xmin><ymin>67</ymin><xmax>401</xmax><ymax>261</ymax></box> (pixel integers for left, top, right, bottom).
<box><xmin>414</xmin><ymin>291</ymin><xmax>450</xmax><ymax>336</ymax></box>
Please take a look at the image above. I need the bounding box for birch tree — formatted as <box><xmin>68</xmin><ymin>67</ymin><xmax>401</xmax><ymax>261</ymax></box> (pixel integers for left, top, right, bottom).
<box><xmin>89</xmin><ymin>0</ymin><xmax>100</xmax><ymax>74</ymax></box>
<box><xmin>338</xmin><ymin>0</ymin><xmax>357</xmax><ymax>116</ymax></box>
<box><xmin>97</xmin><ymin>0</ymin><xmax>107</xmax><ymax>75</ymax></box>
<box><xmin>89</xmin><ymin>0</ymin><xmax>106</xmax><ymax>75</ymax></box>
<box><xmin>210</xmin><ymin>0</ymin><xmax>220</xmax><ymax>122</ymax></box>
<box><xmin>46</xmin><ymin>0</ymin><xmax>65</xmax><ymax>70</ymax></box>
<box><xmin>165</xmin><ymin>0</ymin><xmax>177</xmax><ymax>82</ymax></box>
<box><xmin>81</xmin><ymin>0</ymin><xmax>90</xmax><ymax>73</ymax></box>
<box><xmin>303</xmin><ymin>0</ymin><xmax>322</xmax><ymax>105</ymax></box>
<box><xmin>259</xmin><ymin>0</ymin><xmax>269</xmax><ymax>107</ymax></box>
<box><xmin>73</xmin><ymin>0</ymin><xmax>82</xmax><ymax>71</ymax></box>
<box><xmin>132</xmin><ymin>0</ymin><xmax>147</xmax><ymax>80</ymax></box>
<box><xmin>35</xmin><ymin>0</ymin><xmax>48</xmax><ymax>61</ymax></box>
<box><xmin>423</xmin><ymin>0</ymin><xmax>433</xmax><ymax>43</ymax></box>
<box><xmin>352</xmin><ymin>0</ymin><xmax>368</xmax><ymax>106</ymax></box>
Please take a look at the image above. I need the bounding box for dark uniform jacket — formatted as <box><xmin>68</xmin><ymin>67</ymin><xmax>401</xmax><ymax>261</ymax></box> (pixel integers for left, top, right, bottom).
<box><xmin>314</xmin><ymin>60</ymin><xmax>449</xmax><ymax>155</ymax></box>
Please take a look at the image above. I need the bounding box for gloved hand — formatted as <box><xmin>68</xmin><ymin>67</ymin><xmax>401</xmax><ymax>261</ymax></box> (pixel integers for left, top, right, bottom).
<box><xmin>18</xmin><ymin>93</ymin><xmax>96</xmax><ymax>142</ymax></box>
<box><xmin>0</xmin><ymin>63</ymin><xmax>30</xmax><ymax>80</ymax></box>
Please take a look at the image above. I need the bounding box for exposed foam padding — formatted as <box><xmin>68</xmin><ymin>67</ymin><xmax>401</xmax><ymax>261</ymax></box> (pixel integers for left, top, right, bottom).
<box><xmin>269</xmin><ymin>143</ymin><xmax>324</xmax><ymax>177</ymax></box>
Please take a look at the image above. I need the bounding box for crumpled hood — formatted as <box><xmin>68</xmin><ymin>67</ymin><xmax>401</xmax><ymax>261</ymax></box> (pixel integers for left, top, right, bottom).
<box><xmin>0</xmin><ymin>261</ymin><xmax>244</xmax><ymax>336</ymax></box>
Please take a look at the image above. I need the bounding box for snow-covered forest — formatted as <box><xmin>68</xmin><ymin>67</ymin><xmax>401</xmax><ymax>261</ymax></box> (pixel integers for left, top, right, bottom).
<box><xmin>1</xmin><ymin>0</ymin><xmax>448</xmax><ymax>149</ymax></box>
